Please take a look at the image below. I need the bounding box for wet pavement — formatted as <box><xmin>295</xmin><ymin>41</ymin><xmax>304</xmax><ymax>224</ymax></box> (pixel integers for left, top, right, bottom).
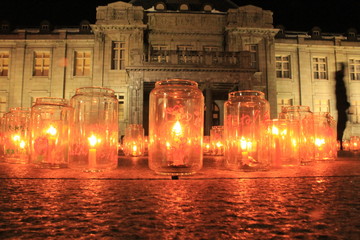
<box><xmin>0</xmin><ymin>153</ymin><xmax>360</xmax><ymax>239</ymax></box>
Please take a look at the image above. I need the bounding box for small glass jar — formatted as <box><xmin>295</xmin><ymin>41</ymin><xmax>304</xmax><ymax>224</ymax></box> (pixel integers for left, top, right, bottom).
<box><xmin>30</xmin><ymin>97</ymin><xmax>73</xmax><ymax>168</ymax></box>
<box><xmin>279</xmin><ymin>106</ymin><xmax>315</xmax><ymax>164</ymax></box>
<box><xmin>69</xmin><ymin>87</ymin><xmax>118</xmax><ymax>171</ymax></box>
<box><xmin>123</xmin><ymin>124</ymin><xmax>144</xmax><ymax>157</ymax></box>
<box><xmin>350</xmin><ymin>136</ymin><xmax>360</xmax><ymax>151</ymax></box>
<box><xmin>224</xmin><ymin>90</ymin><xmax>270</xmax><ymax>171</ymax></box>
<box><xmin>3</xmin><ymin>107</ymin><xmax>31</xmax><ymax>164</ymax></box>
<box><xmin>148</xmin><ymin>79</ymin><xmax>204</xmax><ymax>175</ymax></box>
<box><xmin>210</xmin><ymin>125</ymin><xmax>224</xmax><ymax>156</ymax></box>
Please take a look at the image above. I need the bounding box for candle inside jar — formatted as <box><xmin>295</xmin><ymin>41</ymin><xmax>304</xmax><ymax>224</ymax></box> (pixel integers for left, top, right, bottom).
<box><xmin>167</xmin><ymin>120</ymin><xmax>186</xmax><ymax>166</ymax></box>
<box><xmin>88</xmin><ymin>135</ymin><xmax>101</xmax><ymax>168</ymax></box>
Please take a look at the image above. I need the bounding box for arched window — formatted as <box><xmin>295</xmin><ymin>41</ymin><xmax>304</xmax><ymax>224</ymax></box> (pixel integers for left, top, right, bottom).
<box><xmin>179</xmin><ymin>4</ymin><xmax>189</xmax><ymax>11</ymax></box>
<box><xmin>155</xmin><ymin>2</ymin><xmax>166</xmax><ymax>10</ymax></box>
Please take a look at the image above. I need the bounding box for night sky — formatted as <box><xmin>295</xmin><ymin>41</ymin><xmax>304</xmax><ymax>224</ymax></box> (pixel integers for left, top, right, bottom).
<box><xmin>0</xmin><ymin>0</ymin><xmax>359</xmax><ymax>33</ymax></box>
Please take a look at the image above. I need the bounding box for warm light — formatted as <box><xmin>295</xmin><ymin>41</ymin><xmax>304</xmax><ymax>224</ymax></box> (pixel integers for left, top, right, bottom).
<box><xmin>315</xmin><ymin>138</ymin><xmax>325</xmax><ymax>147</ymax></box>
<box><xmin>172</xmin><ymin>121</ymin><xmax>183</xmax><ymax>137</ymax></box>
<box><xmin>46</xmin><ymin>125</ymin><xmax>57</xmax><ymax>136</ymax></box>
<box><xmin>132</xmin><ymin>145</ymin><xmax>137</xmax><ymax>152</ymax></box>
<box><xmin>272</xmin><ymin>126</ymin><xmax>279</xmax><ymax>135</ymax></box>
<box><xmin>215</xmin><ymin>141</ymin><xmax>223</xmax><ymax>148</ymax></box>
<box><xmin>240</xmin><ymin>137</ymin><xmax>252</xmax><ymax>150</ymax></box>
<box><xmin>88</xmin><ymin>135</ymin><xmax>101</xmax><ymax>147</ymax></box>
<box><xmin>19</xmin><ymin>140</ymin><xmax>26</xmax><ymax>149</ymax></box>
<box><xmin>12</xmin><ymin>135</ymin><xmax>20</xmax><ymax>142</ymax></box>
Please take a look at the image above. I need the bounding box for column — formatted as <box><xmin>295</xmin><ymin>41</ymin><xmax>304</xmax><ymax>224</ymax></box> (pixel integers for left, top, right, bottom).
<box><xmin>205</xmin><ymin>83</ymin><xmax>213</xmax><ymax>135</ymax></box>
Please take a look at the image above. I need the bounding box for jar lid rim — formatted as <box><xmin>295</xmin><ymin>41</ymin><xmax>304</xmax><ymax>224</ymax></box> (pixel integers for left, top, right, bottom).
<box><xmin>156</xmin><ymin>79</ymin><xmax>198</xmax><ymax>87</ymax></box>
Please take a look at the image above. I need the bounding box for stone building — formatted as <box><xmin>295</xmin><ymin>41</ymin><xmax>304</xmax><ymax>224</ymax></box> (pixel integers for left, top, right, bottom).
<box><xmin>0</xmin><ymin>0</ymin><xmax>359</xmax><ymax>138</ymax></box>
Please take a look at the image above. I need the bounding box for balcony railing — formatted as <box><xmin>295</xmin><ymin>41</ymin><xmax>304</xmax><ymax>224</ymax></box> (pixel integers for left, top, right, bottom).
<box><xmin>145</xmin><ymin>50</ymin><xmax>254</xmax><ymax>69</ymax></box>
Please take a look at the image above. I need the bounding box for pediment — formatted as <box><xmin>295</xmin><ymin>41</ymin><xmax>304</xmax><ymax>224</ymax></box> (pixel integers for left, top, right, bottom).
<box><xmin>107</xmin><ymin>1</ymin><xmax>133</xmax><ymax>8</ymax></box>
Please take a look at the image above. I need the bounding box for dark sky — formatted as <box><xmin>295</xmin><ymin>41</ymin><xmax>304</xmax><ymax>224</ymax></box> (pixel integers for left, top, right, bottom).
<box><xmin>0</xmin><ymin>0</ymin><xmax>359</xmax><ymax>33</ymax></box>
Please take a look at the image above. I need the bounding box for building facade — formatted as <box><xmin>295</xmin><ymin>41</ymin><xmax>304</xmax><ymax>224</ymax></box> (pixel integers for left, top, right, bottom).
<box><xmin>0</xmin><ymin>1</ymin><xmax>359</xmax><ymax>138</ymax></box>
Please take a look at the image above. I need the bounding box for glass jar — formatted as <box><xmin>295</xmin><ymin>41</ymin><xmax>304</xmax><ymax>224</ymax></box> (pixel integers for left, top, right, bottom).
<box><xmin>123</xmin><ymin>124</ymin><xmax>144</xmax><ymax>157</ymax></box>
<box><xmin>266</xmin><ymin>119</ymin><xmax>301</xmax><ymax>168</ymax></box>
<box><xmin>224</xmin><ymin>90</ymin><xmax>270</xmax><ymax>171</ymax></box>
<box><xmin>210</xmin><ymin>125</ymin><xmax>224</xmax><ymax>156</ymax></box>
<box><xmin>313</xmin><ymin>112</ymin><xmax>337</xmax><ymax>161</ymax></box>
<box><xmin>69</xmin><ymin>87</ymin><xmax>118</xmax><ymax>171</ymax></box>
<box><xmin>148</xmin><ymin>79</ymin><xmax>204</xmax><ymax>175</ymax></box>
<box><xmin>279</xmin><ymin>106</ymin><xmax>315</xmax><ymax>164</ymax></box>
<box><xmin>30</xmin><ymin>97</ymin><xmax>73</xmax><ymax>168</ymax></box>
<box><xmin>3</xmin><ymin>107</ymin><xmax>31</xmax><ymax>164</ymax></box>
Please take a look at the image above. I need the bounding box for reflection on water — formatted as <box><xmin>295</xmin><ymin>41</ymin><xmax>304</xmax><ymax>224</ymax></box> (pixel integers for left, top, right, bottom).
<box><xmin>1</xmin><ymin>176</ymin><xmax>360</xmax><ymax>239</ymax></box>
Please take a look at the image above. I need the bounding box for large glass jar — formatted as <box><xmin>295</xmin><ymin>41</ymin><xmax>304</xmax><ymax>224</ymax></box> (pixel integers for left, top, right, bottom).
<box><xmin>279</xmin><ymin>105</ymin><xmax>315</xmax><ymax>164</ymax></box>
<box><xmin>224</xmin><ymin>91</ymin><xmax>270</xmax><ymax>171</ymax></box>
<box><xmin>30</xmin><ymin>97</ymin><xmax>73</xmax><ymax>168</ymax></box>
<box><xmin>69</xmin><ymin>87</ymin><xmax>118</xmax><ymax>171</ymax></box>
<box><xmin>3</xmin><ymin>107</ymin><xmax>31</xmax><ymax>164</ymax></box>
<box><xmin>148</xmin><ymin>79</ymin><xmax>204</xmax><ymax>175</ymax></box>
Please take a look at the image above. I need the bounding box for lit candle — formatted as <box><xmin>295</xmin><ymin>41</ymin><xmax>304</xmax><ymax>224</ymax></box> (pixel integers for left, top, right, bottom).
<box><xmin>46</xmin><ymin>125</ymin><xmax>58</xmax><ymax>164</ymax></box>
<box><xmin>271</xmin><ymin>125</ymin><xmax>281</xmax><ymax>167</ymax></box>
<box><xmin>169</xmin><ymin>120</ymin><xmax>185</xmax><ymax>165</ymax></box>
<box><xmin>240</xmin><ymin>137</ymin><xmax>249</xmax><ymax>160</ymax></box>
<box><xmin>88</xmin><ymin>134</ymin><xmax>100</xmax><ymax>168</ymax></box>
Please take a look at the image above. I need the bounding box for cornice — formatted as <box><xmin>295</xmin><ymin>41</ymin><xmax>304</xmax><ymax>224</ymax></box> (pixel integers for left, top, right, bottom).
<box><xmin>148</xmin><ymin>30</ymin><xmax>223</xmax><ymax>36</ymax></box>
<box><xmin>126</xmin><ymin>65</ymin><xmax>256</xmax><ymax>73</ymax></box>
<box><xmin>91</xmin><ymin>24</ymin><xmax>147</xmax><ymax>31</ymax></box>
<box><xmin>226</xmin><ymin>27</ymin><xmax>279</xmax><ymax>36</ymax></box>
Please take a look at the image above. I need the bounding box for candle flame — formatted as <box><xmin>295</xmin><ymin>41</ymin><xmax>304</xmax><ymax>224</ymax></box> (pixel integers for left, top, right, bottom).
<box><xmin>12</xmin><ymin>135</ymin><xmax>21</xmax><ymax>142</ymax></box>
<box><xmin>88</xmin><ymin>135</ymin><xmax>101</xmax><ymax>147</ymax></box>
<box><xmin>315</xmin><ymin>138</ymin><xmax>325</xmax><ymax>147</ymax></box>
<box><xmin>19</xmin><ymin>140</ymin><xmax>26</xmax><ymax>149</ymax></box>
<box><xmin>272</xmin><ymin>126</ymin><xmax>279</xmax><ymax>135</ymax></box>
<box><xmin>172</xmin><ymin>121</ymin><xmax>183</xmax><ymax>137</ymax></box>
<box><xmin>132</xmin><ymin>145</ymin><xmax>137</xmax><ymax>152</ymax></box>
<box><xmin>46</xmin><ymin>125</ymin><xmax>57</xmax><ymax>136</ymax></box>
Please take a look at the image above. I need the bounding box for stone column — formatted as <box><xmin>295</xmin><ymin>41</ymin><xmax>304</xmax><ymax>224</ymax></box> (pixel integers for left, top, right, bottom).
<box><xmin>205</xmin><ymin>82</ymin><xmax>213</xmax><ymax>135</ymax></box>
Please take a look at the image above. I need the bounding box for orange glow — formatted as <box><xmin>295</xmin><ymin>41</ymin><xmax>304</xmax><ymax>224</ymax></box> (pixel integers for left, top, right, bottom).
<box><xmin>171</xmin><ymin>121</ymin><xmax>183</xmax><ymax>137</ymax></box>
<box><xmin>19</xmin><ymin>140</ymin><xmax>26</xmax><ymax>149</ymax></box>
<box><xmin>315</xmin><ymin>138</ymin><xmax>325</xmax><ymax>147</ymax></box>
<box><xmin>12</xmin><ymin>134</ymin><xmax>21</xmax><ymax>142</ymax></box>
<box><xmin>46</xmin><ymin>125</ymin><xmax>57</xmax><ymax>136</ymax></box>
<box><xmin>88</xmin><ymin>134</ymin><xmax>101</xmax><ymax>147</ymax></box>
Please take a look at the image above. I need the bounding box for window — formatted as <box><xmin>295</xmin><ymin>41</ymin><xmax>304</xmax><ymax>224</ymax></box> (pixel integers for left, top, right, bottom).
<box><xmin>314</xmin><ymin>99</ymin><xmax>330</xmax><ymax>113</ymax></box>
<box><xmin>276</xmin><ymin>55</ymin><xmax>291</xmax><ymax>78</ymax></box>
<box><xmin>116</xmin><ymin>94</ymin><xmax>125</xmax><ymax>120</ymax></box>
<box><xmin>112</xmin><ymin>42</ymin><xmax>126</xmax><ymax>70</ymax></box>
<box><xmin>203</xmin><ymin>4</ymin><xmax>213</xmax><ymax>11</ymax></box>
<box><xmin>179</xmin><ymin>4</ymin><xmax>189</xmax><ymax>11</ymax></box>
<box><xmin>74</xmin><ymin>51</ymin><xmax>91</xmax><ymax>76</ymax></box>
<box><xmin>178</xmin><ymin>45</ymin><xmax>193</xmax><ymax>64</ymax></box>
<box><xmin>349</xmin><ymin>59</ymin><xmax>360</xmax><ymax>80</ymax></box>
<box><xmin>151</xmin><ymin>45</ymin><xmax>168</xmax><ymax>63</ymax></box>
<box><xmin>277</xmin><ymin>98</ymin><xmax>293</xmax><ymax>113</ymax></box>
<box><xmin>0</xmin><ymin>94</ymin><xmax>7</xmax><ymax>117</ymax></box>
<box><xmin>0</xmin><ymin>52</ymin><xmax>9</xmax><ymax>76</ymax></box>
<box><xmin>33</xmin><ymin>51</ymin><xmax>50</xmax><ymax>76</ymax></box>
<box><xmin>351</xmin><ymin>100</ymin><xmax>360</xmax><ymax>123</ymax></box>
<box><xmin>245</xmin><ymin>44</ymin><xmax>258</xmax><ymax>69</ymax></box>
<box><xmin>313</xmin><ymin>57</ymin><xmax>328</xmax><ymax>80</ymax></box>
<box><xmin>155</xmin><ymin>2</ymin><xmax>166</xmax><ymax>10</ymax></box>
